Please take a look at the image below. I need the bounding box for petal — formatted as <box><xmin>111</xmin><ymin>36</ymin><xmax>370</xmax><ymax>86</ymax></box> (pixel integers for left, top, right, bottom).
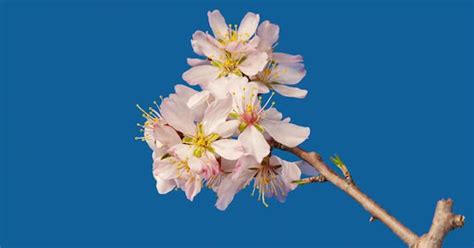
<box><xmin>188</xmin><ymin>156</ymin><xmax>204</xmax><ymax>173</ymax></box>
<box><xmin>272</xmin><ymin>84</ymin><xmax>308</xmax><ymax>98</ymax></box>
<box><xmin>190</xmin><ymin>31</ymin><xmax>207</xmax><ymax>56</ymax></box>
<box><xmin>262</xmin><ymin>107</ymin><xmax>283</xmax><ymax>121</ymax></box>
<box><xmin>232</xmin><ymin>155</ymin><xmax>260</xmax><ymax>180</ymax></box>
<box><xmin>215</xmin><ymin>176</ymin><xmax>240</xmax><ymax>211</ymax></box>
<box><xmin>212</xmin><ymin>139</ymin><xmax>243</xmax><ymax>160</ymax></box>
<box><xmin>187</xmin><ymin>90</ymin><xmax>211</xmax><ymax>109</ymax></box>
<box><xmin>154</xmin><ymin>160</ymin><xmax>178</xmax><ymax>180</ymax></box>
<box><xmin>256</xmin><ymin>20</ymin><xmax>279</xmax><ymax>50</ymax></box>
<box><xmin>238</xmin><ymin>52</ymin><xmax>268</xmax><ymax>76</ymax></box>
<box><xmin>160</xmin><ymin>98</ymin><xmax>196</xmax><ymax>136</ymax></box>
<box><xmin>261</xmin><ymin>119</ymin><xmax>310</xmax><ymax>147</ymax></box>
<box><xmin>238</xmin><ymin>125</ymin><xmax>270</xmax><ymax>163</ymax></box>
<box><xmin>278</xmin><ymin>158</ymin><xmax>302</xmax><ymax>190</ymax></box>
<box><xmin>182</xmin><ymin>65</ymin><xmax>220</xmax><ymax>86</ymax></box>
<box><xmin>238</xmin><ymin>12</ymin><xmax>259</xmax><ymax>41</ymax></box>
<box><xmin>202</xmin><ymin>96</ymin><xmax>233</xmax><ymax>134</ymax></box>
<box><xmin>208</xmin><ymin>10</ymin><xmax>228</xmax><ymax>41</ymax></box>
<box><xmin>252</xmin><ymin>81</ymin><xmax>270</xmax><ymax>94</ymax></box>
<box><xmin>216</xmin><ymin>156</ymin><xmax>256</xmax><ymax>210</ymax></box>
<box><xmin>214</xmin><ymin>119</ymin><xmax>240</xmax><ymax>138</ymax></box>
<box><xmin>220</xmin><ymin>158</ymin><xmax>238</xmax><ymax>173</ymax></box>
<box><xmin>272</xmin><ymin>63</ymin><xmax>306</xmax><ymax>85</ymax></box>
<box><xmin>272</xmin><ymin>52</ymin><xmax>303</xmax><ymax>63</ymax></box>
<box><xmin>184</xmin><ymin>176</ymin><xmax>202</xmax><ymax>201</ymax></box>
<box><xmin>174</xmin><ymin>84</ymin><xmax>198</xmax><ymax>100</ymax></box>
<box><xmin>154</xmin><ymin>125</ymin><xmax>182</xmax><ymax>147</ymax></box>
<box><xmin>296</xmin><ymin>161</ymin><xmax>319</xmax><ymax>176</ymax></box>
<box><xmin>193</xmin><ymin>32</ymin><xmax>225</xmax><ymax>61</ymax></box>
<box><xmin>206</xmin><ymin>77</ymin><xmax>232</xmax><ymax>99</ymax></box>
<box><xmin>155</xmin><ymin>176</ymin><xmax>176</xmax><ymax>194</ymax></box>
<box><xmin>187</xmin><ymin>58</ymin><xmax>209</xmax><ymax>67</ymax></box>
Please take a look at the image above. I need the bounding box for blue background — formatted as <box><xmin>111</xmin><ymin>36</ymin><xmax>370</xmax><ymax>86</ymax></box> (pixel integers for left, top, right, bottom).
<box><xmin>1</xmin><ymin>0</ymin><xmax>473</xmax><ymax>247</ymax></box>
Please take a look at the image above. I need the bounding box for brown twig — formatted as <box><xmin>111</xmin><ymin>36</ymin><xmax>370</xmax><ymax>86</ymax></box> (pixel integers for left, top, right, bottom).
<box><xmin>293</xmin><ymin>175</ymin><xmax>327</xmax><ymax>185</ymax></box>
<box><xmin>272</xmin><ymin>143</ymin><xmax>465</xmax><ymax>248</ymax></box>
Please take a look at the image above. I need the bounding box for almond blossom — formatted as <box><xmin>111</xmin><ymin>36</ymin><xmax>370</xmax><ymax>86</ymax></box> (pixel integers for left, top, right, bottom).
<box><xmin>228</xmin><ymin>81</ymin><xmax>310</xmax><ymax>162</ymax></box>
<box><xmin>252</xmin><ymin>20</ymin><xmax>308</xmax><ymax>98</ymax></box>
<box><xmin>137</xmin><ymin>10</ymin><xmax>315</xmax><ymax>210</ymax></box>
<box><xmin>216</xmin><ymin>155</ymin><xmax>314</xmax><ymax>210</ymax></box>
<box><xmin>160</xmin><ymin>94</ymin><xmax>243</xmax><ymax>176</ymax></box>
<box><xmin>182</xmin><ymin>10</ymin><xmax>268</xmax><ymax>87</ymax></box>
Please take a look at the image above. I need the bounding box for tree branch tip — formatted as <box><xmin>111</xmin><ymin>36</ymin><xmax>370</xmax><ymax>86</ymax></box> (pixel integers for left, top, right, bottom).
<box><xmin>452</xmin><ymin>215</ymin><xmax>465</xmax><ymax>228</ymax></box>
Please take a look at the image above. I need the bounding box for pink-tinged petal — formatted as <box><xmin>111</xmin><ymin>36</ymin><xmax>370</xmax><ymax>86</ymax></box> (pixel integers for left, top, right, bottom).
<box><xmin>278</xmin><ymin>158</ymin><xmax>302</xmax><ymax>190</ymax></box>
<box><xmin>182</xmin><ymin>65</ymin><xmax>220</xmax><ymax>86</ymax></box>
<box><xmin>220</xmin><ymin>158</ymin><xmax>238</xmax><ymax>173</ymax></box>
<box><xmin>272</xmin><ymin>84</ymin><xmax>308</xmax><ymax>98</ymax></box>
<box><xmin>175</xmin><ymin>85</ymin><xmax>208</xmax><ymax>123</ymax></box>
<box><xmin>214</xmin><ymin>119</ymin><xmax>240</xmax><ymax>138</ymax></box>
<box><xmin>295</xmin><ymin>161</ymin><xmax>319</xmax><ymax>176</ymax></box>
<box><xmin>155</xmin><ymin>176</ymin><xmax>176</xmax><ymax>194</ymax></box>
<box><xmin>261</xmin><ymin>119</ymin><xmax>310</xmax><ymax>147</ymax></box>
<box><xmin>212</xmin><ymin>139</ymin><xmax>243</xmax><ymax>160</ymax></box>
<box><xmin>206</xmin><ymin>77</ymin><xmax>232</xmax><ymax>99</ymax></box>
<box><xmin>273</xmin><ymin>63</ymin><xmax>306</xmax><ymax>85</ymax></box>
<box><xmin>160</xmin><ymin>98</ymin><xmax>196</xmax><ymax>136</ymax></box>
<box><xmin>252</xmin><ymin>81</ymin><xmax>270</xmax><ymax>94</ymax></box>
<box><xmin>202</xmin><ymin>96</ymin><xmax>233</xmax><ymax>134</ymax></box>
<box><xmin>238</xmin><ymin>52</ymin><xmax>268</xmax><ymax>76</ymax></box>
<box><xmin>187</xmin><ymin>90</ymin><xmax>210</xmax><ymax>109</ymax></box>
<box><xmin>262</xmin><ymin>107</ymin><xmax>283</xmax><ymax>121</ymax></box>
<box><xmin>247</xmin><ymin>36</ymin><xmax>260</xmax><ymax>49</ymax></box>
<box><xmin>193</xmin><ymin>33</ymin><xmax>225</xmax><ymax>61</ymax></box>
<box><xmin>184</xmin><ymin>177</ymin><xmax>202</xmax><ymax>201</ymax></box>
<box><xmin>231</xmin><ymin>155</ymin><xmax>261</xmax><ymax>182</ymax></box>
<box><xmin>201</xmin><ymin>151</ymin><xmax>220</xmax><ymax>178</ymax></box>
<box><xmin>215</xmin><ymin>176</ymin><xmax>241</xmax><ymax>211</ymax></box>
<box><xmin>188</xmin><ymin>156</ymin><xmax>204</xmax><ymax>173</ymax></box>
<box><xmin>257</xmin><ymin>20</ymin><xmax>279</xmax><ymax>50</ymax></box>
<box><xmin>238</xmin><ymin>125</ymin><xmax>270</xmax><ymax>163</ymax></box>
<box><xmin>154</xmin><ymin>125</ymin><xmax>181</xmax><ymax>147</ymax></box>
<box><xmin>191</xmin><ymin>31</ymin><xmax>207</xmax><ymax>56</ymax></box>
<box><xmin>216</xmin><ymin>156</ymin><xmax>256</xmax><ymax>210</ymax></box>
<box><xmin>152</xmin><ymin>148</ymin><xmax>167</xmax><ymax>161</ymax></box>
<box><xmin>144</xmin><ymin>126</ymin><xmax>161</xmax><ymax>150</ymax></box>
<box><xmin>174</xmin><ymin>84</ymin><xmax>198</xmax><ymax>100</ymax></box>
<box><xmin>187</xmin><ymin>58</ymin><xmax>209</xmax><ymax>67</ymax></box>
<box><xmin>169</xmin><ymin>144</ymin><xmax>193</xmax><ymax>161</ymax></box>
<box><xmin>154</xmin><ymin>160</ymin><xmax>178</xmax><ymax>180</ymax></box>
<box><xmin>208</xmin><ymin>10</ymin><xmax>228</xmax><ymax>41</ymax></box>
<box><xmin>238</xmin><ymin>12</ymin><xmax>259</xmax><ymax>41</ymax></box>
<box><xmin>272</xmin><ymin>52</ymin><xmax>303</xmax><ymax>63</ymax></box>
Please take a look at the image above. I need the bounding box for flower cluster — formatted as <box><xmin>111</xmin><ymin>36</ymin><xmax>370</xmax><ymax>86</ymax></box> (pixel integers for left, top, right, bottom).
<box><xmin>137</xmin><ymin>10</ymin><xmax>317</xmax><ymax>210</ymax></box>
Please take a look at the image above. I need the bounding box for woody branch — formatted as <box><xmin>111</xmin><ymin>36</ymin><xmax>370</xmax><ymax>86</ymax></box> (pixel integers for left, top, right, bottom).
<box><xmin>271</xmin><ymin>142</ymin><xmax>465</xmax><ymax>248</ymax></box>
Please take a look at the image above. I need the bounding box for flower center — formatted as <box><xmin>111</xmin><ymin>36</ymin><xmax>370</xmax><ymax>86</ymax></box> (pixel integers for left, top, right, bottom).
<box><xmin>183</xmin><ymin>123</ymin><xmax>220</xmax><ymax>157</ymax></box>
<box><xmin>217</xmin><ymin>24</ymin><xmax>243</xmax><ymax>45</ymax></box>
<box><xmin>211</xmin><ymin>52</ymin><xmax>245</xmax><ymax>77</ymax></box>
<box><xmin>250</xmin><ymin>157</ymin><xmax>285</xmax><ymax>207</ymax></box>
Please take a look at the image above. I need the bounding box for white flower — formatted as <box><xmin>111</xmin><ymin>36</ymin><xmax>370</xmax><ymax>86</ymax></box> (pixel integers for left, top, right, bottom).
<box><xmin>182</xmin><ymin>10</ymin><xmax>268</xmax><ymax>87</ymax></box>
<box><xmin>215</xmin><ymin>155</ymin><xmax>304</xmax><ymax>210</ymax></box>
<box><xmin>135</xmin><ymin>85</ymin><xmax>206</xmax><ymax>150</ymax></box>
<box><xmin>227</xmin><ymin>82</ymin><xmax>310</xmax><ymax>162</ymax></box>
<box><xmin>160</xmin><ymin>94</ymin><xmax>244</xmax><ymax>176</ymax></box>
<box><xmin>153</xmin><ymin>144</ymin><xmax>204</xmax><ymax>201</ymax></box>
<box><xmin>252</xmin><ymin>20</ymin><xmax>308</xmax><ymax>98</ymax></box>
